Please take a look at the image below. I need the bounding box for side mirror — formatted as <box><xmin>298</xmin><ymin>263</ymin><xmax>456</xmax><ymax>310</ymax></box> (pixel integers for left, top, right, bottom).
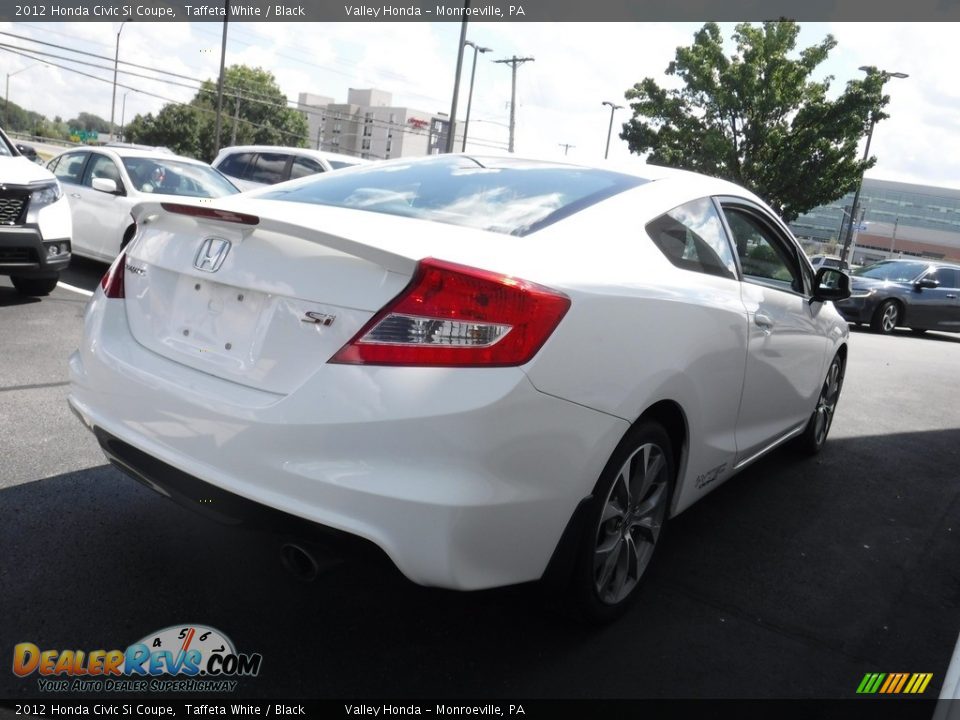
<box><xmin>91</xmin><ymin>177</ymin><xmax>119</xmax><ymax>194</ymax></box>
<box><xmin>915</xmin><ymin>277</ymin><xmax>939</xmax><ymax>290</ymax></box>
<box><xmin>812</xmin><ymin>268</ymin><xmax>850</xmax><ymax>302</ymax></box>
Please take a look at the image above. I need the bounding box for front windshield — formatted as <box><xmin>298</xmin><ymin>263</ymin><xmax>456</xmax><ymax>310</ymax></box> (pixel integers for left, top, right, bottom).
<box><xmin>122</xmin><ymin>157</ymin><xmax>239</xmax><ymax>198</ymax></box>
<box><xmin>853</xmin><ymin>261</ymin><xmax>928</xmax><ymax>282</ymax></box>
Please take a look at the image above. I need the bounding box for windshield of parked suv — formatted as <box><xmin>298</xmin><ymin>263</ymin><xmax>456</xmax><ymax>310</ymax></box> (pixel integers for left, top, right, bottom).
<box><xmin>121</xmin><ymin>157</ymin><xmax>239</xmax><ymax>197</ymax></box>
<box><xmin>852</xmin><ymin>261</ymin><xmax>928</xmax><ymax>282</ymax></box>
<box><xmin>259</xmin><ymin>155</ymin><xmax>647</xmax><ymax>236</ymax></box>
<box><xmin>0</xmin><ymin>131</ymin><xmax>14</xmax><ymax>157</ymax></box>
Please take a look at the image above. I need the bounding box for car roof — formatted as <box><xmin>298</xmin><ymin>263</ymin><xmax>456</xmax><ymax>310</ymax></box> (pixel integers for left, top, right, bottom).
<box><xmin>215</xmin><ymin>145</ymin><xmax>369</xmax><ymax>164</ymax></box>
<box><xmin>52</xmin><ymin>146</ymin><xmax>209</xmax><ymax>165</ymax></box>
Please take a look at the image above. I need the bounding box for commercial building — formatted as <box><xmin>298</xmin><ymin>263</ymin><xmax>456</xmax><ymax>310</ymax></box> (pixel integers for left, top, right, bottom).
<box><xmin>297</xmin><ymin>89</ymin><xmax>459</xmax><ymax>161</ymax></box>
<box><xmin>790</xmin><ymin>178</ymin><xmax>960</xmax><ymax>264</ymax></box>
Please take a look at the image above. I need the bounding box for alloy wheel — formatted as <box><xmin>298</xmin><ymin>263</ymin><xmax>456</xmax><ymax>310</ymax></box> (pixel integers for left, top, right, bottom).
<box><xmin>593</xmin><ymin>442</ymin><xmax>670</xmax><ymax>605</ymax></box>
<box><xmin>881</xmin><ymin>303</ymin><xmax>899</xmax><ymax>332</ymax></box>
<box><xmin>813</xmin><ymin>358</ymin><xmax>843</xmax><ymax>447</ymax></box>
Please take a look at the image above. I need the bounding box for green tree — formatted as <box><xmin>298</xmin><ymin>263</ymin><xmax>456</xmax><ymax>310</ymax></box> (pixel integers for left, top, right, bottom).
<box><xmin>66</xmin><ymin>112</ymin><xmax>111</xmax><ymax>133</ymax></box>
<box><xmin>126</xmin><ymin>65</ymin><xmax>308</xmax><ymax>161</ymax></box>
<box><xmin>621</xmin><ymin>22</ymin><xmax>888</xmax><ymax>221</ymax></box>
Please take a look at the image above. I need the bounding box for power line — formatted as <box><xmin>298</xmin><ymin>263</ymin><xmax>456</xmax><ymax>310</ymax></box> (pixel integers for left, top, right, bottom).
<box><xmin>0</xmin><ymin>35</ymin><xmax>510</xmax><ymax>155</ymax></box>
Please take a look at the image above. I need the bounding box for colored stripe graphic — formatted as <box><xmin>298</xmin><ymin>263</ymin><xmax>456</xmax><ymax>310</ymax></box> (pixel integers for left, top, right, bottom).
<box><xmin>857</xmin><ymin>672</ymin><xmax>932</xmax><ymax>694</ymax></box>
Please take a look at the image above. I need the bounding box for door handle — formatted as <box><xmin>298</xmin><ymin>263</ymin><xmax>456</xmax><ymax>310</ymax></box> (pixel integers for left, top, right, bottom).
<box><xmin>70</xmin><ymin>193</ymin><xmax>81</xmax><ymax>199</ymax></box>
<box><xmin>947</xmin><ymin>294</ymin><xmax>957</xmax><ymax>299</ymax></box>
<box><xmin>754</xmin><ymin>312</ymin><xmax>775</xmax><ymax>329</ymax></box>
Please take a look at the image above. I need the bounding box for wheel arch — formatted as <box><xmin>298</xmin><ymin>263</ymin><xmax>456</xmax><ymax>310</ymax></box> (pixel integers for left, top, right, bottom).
<box><xmin>539</xmin><ymin>398</ymin><xmax>689</xmax><ymax>589</ymax></box>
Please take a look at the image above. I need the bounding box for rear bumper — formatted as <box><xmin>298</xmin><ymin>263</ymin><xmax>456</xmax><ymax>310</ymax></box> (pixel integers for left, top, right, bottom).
<box><xmin>0</xmin><ymin>227</ymin><xmax>71</xmax><ymax>276</ymax></box>
<box><xmin>69</xmin><ymin>291</ymin><xmax>628</xmax><ymax>590</ymax></box>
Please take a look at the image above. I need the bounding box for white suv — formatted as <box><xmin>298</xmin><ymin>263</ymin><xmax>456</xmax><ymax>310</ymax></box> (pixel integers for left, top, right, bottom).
<box><xmin>212</xmin><ymin>145</ymin><xmax>369</xmax><ymax>191</ymax></box>
<box><xmin>0</xmin><ymin>128</ymin><xmax>72</xmax><ymax>296</ymax></box>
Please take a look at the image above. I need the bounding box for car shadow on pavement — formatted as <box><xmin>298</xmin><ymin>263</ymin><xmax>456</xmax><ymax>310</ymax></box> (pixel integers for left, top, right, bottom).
<box><xmin>0</xmin><ymin>287</ymin><xmax>40</xmax><ymax>308</ymax></box>
<box><xmin>1</xmin><ymin>427</ymin><xmax>958</xmax><ymax>700</ymax></box>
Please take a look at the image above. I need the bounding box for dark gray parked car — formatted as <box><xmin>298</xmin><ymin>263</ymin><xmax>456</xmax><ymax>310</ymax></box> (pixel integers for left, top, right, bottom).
<box><xmin>835</xmin><ymin>259</ymin><xmax>960</xmax><ymax>334</ymax></box>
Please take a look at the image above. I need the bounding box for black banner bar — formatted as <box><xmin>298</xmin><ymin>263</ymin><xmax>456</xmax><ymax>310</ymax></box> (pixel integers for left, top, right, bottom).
<box><xmin>2</xmin><ymin>0</ymin><xmax>960</xmax><ymax>22</ymax></box>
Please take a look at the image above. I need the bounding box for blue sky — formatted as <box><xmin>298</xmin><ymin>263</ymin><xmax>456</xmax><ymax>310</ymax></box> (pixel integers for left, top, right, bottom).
<box><xmin>1</xmin><ymin>21</ymin><xmax>954</xmax><ymax>188</ymax></box>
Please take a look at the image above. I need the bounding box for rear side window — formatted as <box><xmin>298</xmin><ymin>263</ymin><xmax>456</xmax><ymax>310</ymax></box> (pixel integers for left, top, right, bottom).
<box><xmin>260</xmin><ymin>155</ymin><xmax>647</xmax><ymax>236</ymax></box>
<box><xmin>217</xmin><ymin>152</ymin><xmax>253</xmax><ymax>179</ymax></box>
<box><xmin>931</xmin><ymin>267</ymin><xmax>960</xmax><ymax>288</ymax></box>
<box><xmin>645</xmin><ymin>197</ymin><xmax>737</xmax><ymax>280</ymax></box>
<box><xmin>289</xmin><ymin>156</ymin><xmax>325</xmax><ymax>180</ymax></box>
<box><xmin>249</xmin><ymin>153</ymin><xmax>289</xmax><ymax>184</ymax></box>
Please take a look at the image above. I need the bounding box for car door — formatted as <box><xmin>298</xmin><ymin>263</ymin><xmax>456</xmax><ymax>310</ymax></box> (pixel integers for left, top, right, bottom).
<box><xmin>72</xmin><ymin>153</ymin><xmax>131</xmax><ymax>261</ymax></box>
<box><xmin>924</xmin><ymin>267</ymin><xmax>960</xmax><ymax>331</ymax></box>
<box><xmin>718</xmin><ymin>198</ymin><xmax>831</xmax><ymax>465</ymax></box>
<box><xmin>51</xmin><ymin>151</ymin><xmax>92</xmax><ymax>255</ymax></box>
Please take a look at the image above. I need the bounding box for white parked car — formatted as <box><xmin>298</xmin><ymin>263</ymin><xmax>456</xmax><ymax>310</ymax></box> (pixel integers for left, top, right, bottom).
<box><xmin>0</xmin><ymin>127</ymin><xmax>72</xmax><ymax>296</ymax></box>
<box><xmin>809</xmin><ymin>254</ymin><xmax>849</xmax><ymax>272</ymax></box>
<box><xmin>47</xmin><ymin>146</ymin><xmax>239</xmax><ymax>262</ymax></box>
<box><xmin>212</xmin><ymin>145</ymin><xmax>370</xmax><ymax>191</ymax></box>
<box><xmin>68</xmin><ymin>155</ymin><xmax>851</xmax><ymax>620</ymax></box>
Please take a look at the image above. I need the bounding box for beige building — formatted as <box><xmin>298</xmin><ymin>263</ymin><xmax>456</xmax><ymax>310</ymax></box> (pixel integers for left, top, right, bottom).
<box><xmin>297</xmin><ymin>89</ymin><xmax>460</xmax><ymax>160</ymax></box>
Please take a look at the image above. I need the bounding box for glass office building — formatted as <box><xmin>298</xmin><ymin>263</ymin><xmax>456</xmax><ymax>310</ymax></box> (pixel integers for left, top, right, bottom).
<box><xmin>790</xmin><ymin>178</ymin><xmax>960</xmax><ymax>243</ymax></box>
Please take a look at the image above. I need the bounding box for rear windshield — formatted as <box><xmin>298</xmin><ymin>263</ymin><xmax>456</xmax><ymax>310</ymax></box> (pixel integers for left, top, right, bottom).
<box><xmin>853</xmin><ymin>261</ymin><xmax>928</xmax><ymax>282</ymax></box>
<box><xmin>259</xmin><ymin>155</ymin><xmax>646</xmax><ymax>236</ymax></box>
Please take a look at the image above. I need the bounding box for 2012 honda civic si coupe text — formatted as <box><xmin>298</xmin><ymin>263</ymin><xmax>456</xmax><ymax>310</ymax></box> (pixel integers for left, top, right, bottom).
<box><xmin>68</xmin><ymin>155</ymin><xmax>850</xmax><ymax>621</ymax></box>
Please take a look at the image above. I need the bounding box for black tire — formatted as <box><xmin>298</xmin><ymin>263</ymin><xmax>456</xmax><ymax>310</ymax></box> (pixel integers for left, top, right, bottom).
<box><xmin>870</xmin><ymin>299</ymin><xmax>900</xmax><ymax>334</ymax></box>
<box><xmin>570</xmin><ymin>420</ymin><xmax>675</xmax><ymax>623</ymax></box>
<box><xmin>11</xmin><ymin>275</ymin><xmax>59</xmax><ymax>297</ymax></box>
<box><xmin>796</xmin><ymin>354</ymin><xmax>845</xmax><ymax>455</ymax></box>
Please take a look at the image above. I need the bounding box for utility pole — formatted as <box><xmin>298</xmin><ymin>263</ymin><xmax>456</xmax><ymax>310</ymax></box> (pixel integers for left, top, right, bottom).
<box><xmin>229</xmin><ymin>89</ymin><xmax>241</xmax><ymax>146</ymax></box>
<box><xmin>445</xmin><ymin>1</ymin><xmax>470</xmax><ymax>153</ymax></box>
<box><xmin>558</xmin><ymin>143</ymin><xmax>574</xmax><ymax>156</ymax></box>
<box><xmin>494</xmin><ymin>55</ymin><xmax>534</xmax><ymax>153</ymax></box>
<box><xmin>212</xmin><ymin>0</ymin><xmax>230</xmax><ymax>156</ymax></box>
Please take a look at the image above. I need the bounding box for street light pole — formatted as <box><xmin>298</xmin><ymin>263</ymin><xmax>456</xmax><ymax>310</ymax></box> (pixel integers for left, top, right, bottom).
<box><xmin>120</xmin><ymin>91</ymin><xmax>130</xmax><ymax>142</ymax></box>
<box><xmin>109</xmin><ymin>18</ymin><xmax>131</xmax><ymax>143</ymax></box>
<box><xmin>462</xmin><ymin>40</ymin><xmax>492</xmax><ymax>152</ymax></box>
<box><xmin>5</xmin><ymin>63</ymin><xmax>45</xmax><ymax>130</ymax></box>
<box><xmin>601</xmin><ymin>100</ymin><xmax>623</xmax><ymax>159</ymax></box>
<box><xmin>839</xmin><ymin>66</ymin><xmax>908</xmax><ymax>264</ymax></box>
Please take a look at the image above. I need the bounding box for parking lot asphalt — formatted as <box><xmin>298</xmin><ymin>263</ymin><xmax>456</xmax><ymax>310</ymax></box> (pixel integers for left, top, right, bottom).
<box><xmin>1</xmin><ymin>262</ymin><xmax>958</xmax><ymax>700</ymax></box>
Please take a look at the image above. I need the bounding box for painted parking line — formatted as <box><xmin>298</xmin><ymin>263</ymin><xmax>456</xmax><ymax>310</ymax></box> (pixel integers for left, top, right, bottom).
<box><xmin>57</xmin><ymin>282</ymin><xmax>94</xmax><ymax>298</ymax></box>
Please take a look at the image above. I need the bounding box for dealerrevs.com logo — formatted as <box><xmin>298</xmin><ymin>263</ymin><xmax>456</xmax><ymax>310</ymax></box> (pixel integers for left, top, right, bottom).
<box><xmin>13</xmin><ymin>624</ymin><xmax>262</xmax><ymax>693</ymax></box>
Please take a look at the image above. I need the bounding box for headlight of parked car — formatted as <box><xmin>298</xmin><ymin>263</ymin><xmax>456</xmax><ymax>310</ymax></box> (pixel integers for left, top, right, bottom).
<box><xmin>849</xmin><ymin>288</ymin><xmax>875</xmax><ymax>298</ymax></box>
<box><xmin>30</xmin><ymin>180</ymin><xmax>63</xmax><ymax>208</ymax></box>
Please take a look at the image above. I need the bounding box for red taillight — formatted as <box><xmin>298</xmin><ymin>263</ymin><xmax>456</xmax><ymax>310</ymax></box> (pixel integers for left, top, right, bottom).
<box><xmin>161</xmin><ymin>203</ymin><xmax>259</xmax><ymax>225</ymax></box>
<box><xmin>330</xmin><ymin>258</ymin><xmax>571</xmax><ymax>367</ymax></box>
<box><xmin>100</xmin><ymin>251</ymin><xmax>126</xmax><ymax>299</ymax></box>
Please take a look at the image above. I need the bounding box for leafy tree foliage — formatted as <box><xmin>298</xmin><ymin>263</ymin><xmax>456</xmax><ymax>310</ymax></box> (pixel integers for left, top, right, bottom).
<box><xmin>621</xmin><ymin>22</ymin><xmax>889</xmax><ymax>221</ymax></box>
<box><xmin>126</xmin><ymin>65</ymin><xmax>308</xmax><ymax>161</ymax></box>
<box><xmin>66</xmin><ymin>112</ymin><xmax>112</xmax><ymax>133</ymax></box>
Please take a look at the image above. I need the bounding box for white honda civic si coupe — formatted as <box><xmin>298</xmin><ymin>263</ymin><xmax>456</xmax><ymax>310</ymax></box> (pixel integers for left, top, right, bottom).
<box><xmin>68</xmin><ymin>155</ymin><xmax>850</xmax><ymax>621</ymax></box>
